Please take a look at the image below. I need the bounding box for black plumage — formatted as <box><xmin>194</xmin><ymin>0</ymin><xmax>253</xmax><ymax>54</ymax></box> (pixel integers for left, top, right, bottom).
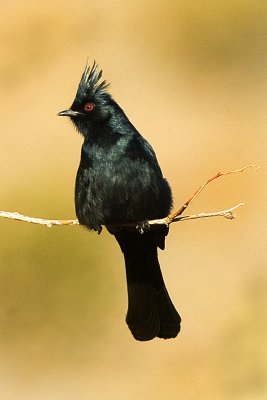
<box><xmin>58</xmin><ymin>62</ymin><xmax>181</xmax><ymax>341</ymax></box>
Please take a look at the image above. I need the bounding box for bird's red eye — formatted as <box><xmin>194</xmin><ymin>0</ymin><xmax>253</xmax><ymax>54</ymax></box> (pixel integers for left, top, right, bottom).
<box><xmin>84</xmin><ymin>102</ymin><xmax>95</xmax><ymax>112</ymax></box>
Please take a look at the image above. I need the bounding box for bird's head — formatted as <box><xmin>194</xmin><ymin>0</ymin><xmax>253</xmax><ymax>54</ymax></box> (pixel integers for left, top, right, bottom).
<box><xmin>58</xmin><ymin>62</ymin><xmax>112</xmax><ymax>135</ymax></box>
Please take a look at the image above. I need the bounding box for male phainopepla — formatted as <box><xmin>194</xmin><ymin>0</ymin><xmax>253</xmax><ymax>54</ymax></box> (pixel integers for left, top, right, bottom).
<box><xmin>58</xmin><ymin>62</ymin><xmax>181</xmax><ymax>341</ymax></box>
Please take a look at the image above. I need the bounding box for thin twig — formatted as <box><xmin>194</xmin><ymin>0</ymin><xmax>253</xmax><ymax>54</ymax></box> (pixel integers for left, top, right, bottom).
<box><xmin>0</xmin><ymin>165</ymin><xmax>257</xmax><ymax>229</ymax></box>
<box><xmin>0</xmin><ymin>211</ymin><xmax>79</xmax><ymax>227</ymax></box>
<box><xmin>166</xmin><ymin>164</ymin><xmax>257</xmax><ymax>223</ymax></box>
<box><xmin>148</xmin><ymin>203</ymin><xmax>244</xmax><ymax>226</ymax></box>
<box><xmin>0</xmin><ymin>203</ymin><xmax>244</xmax><ymax>228</ymax></box>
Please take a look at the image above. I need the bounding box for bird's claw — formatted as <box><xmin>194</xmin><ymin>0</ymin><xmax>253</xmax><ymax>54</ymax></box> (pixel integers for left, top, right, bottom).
<box><xmin>95</xmin><ymin>225</ymin><xmax>102</xmax><ymax>235</ymax></box>
<box><xmin>136</xmin><ymin>221</ymin><xmax>150</xmax><ymax>234</ymax></box>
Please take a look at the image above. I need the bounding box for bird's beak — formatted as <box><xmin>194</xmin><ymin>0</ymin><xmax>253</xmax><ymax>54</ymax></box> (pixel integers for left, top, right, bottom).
<box><xmin>57</xmin><ymin>109</ymin><xmax>82</xmax><ymax>117</ymax></box>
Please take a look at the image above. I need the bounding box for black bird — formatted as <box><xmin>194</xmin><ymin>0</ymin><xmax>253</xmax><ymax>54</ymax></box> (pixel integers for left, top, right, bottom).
<box><xmin>58</xmin><ymin>62</ymin><xmax>181</xmax><ymax>341</ymax></box>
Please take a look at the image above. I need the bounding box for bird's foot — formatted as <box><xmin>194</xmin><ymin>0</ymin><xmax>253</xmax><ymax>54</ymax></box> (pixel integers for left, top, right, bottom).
<box><xmin>136</xmin><ymin>220</ymin><xmax>150</xmax><ymax>234</ymax></box>
<box><xmin>94</xmin><ymin>225</ymin><xmax>102</xmax><ymax>234</ymax></box>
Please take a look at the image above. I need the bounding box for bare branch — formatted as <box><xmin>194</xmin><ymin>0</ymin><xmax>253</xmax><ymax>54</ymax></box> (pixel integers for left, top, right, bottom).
<box><xmin>0</xmin><ymin>211</ymin><xmax>79</xmax><ymax>227</ymax></box>
<box><xmin>0</xmin><ymin>203</ymin><xmax>244</xmax><ymax>229</ymax></box>
<box><xmin>166</xmin><ymin>164</ymin><xmax>258</xmax><ymax>223</ymax></box>
<box><xmin>0</xmin><ymin>165</ymin><xmax>257</xmax><ymax>229</ymax></box>
<box><xmin>148</xmin><ymin>203</ymin><xmax>244</xmax><ymax>226</ymax></box>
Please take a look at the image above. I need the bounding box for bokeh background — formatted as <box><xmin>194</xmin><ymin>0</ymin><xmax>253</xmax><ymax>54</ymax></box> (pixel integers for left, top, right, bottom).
<box><xmin>0</xmin><ymin>1</ymin><xmax>266</xmax><ymax>399</ymax></box>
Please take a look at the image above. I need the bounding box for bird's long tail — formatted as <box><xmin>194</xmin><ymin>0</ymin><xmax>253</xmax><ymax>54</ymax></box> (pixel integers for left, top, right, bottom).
<box><xmin>115</xmin><ymin>229</ymin><xmax>181</xmax><ymax>341</ymax></box>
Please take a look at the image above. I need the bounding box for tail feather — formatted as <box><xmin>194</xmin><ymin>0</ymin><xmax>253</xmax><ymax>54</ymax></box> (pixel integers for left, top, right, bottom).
<box><xmin>126</xmin><ymin>283</ymin><xmax>160</xmax><ymax>341</ymax></box>
<box><xmin>115</xmin><ymin>228</ymin><xmax>181</xmax><ymax>341</ymax></box>
<box><xmin>157</xmin><ymin>286</ymin><xmax>181</xmax><ymax>338</ymax></box>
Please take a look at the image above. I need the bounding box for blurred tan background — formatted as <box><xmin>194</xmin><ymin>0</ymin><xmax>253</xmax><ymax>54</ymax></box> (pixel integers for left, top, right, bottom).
<box><xmin>0</xmin><ymin>1</ymin><xmax>266</xmax><ymax>399</ymax></box>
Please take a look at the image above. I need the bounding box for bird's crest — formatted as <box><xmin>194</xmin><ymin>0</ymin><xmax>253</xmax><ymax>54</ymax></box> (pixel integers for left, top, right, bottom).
<box><xmin>76</xmin><ymin>61</ymin><xmax>109</xmax><ymax>100</ymax></box>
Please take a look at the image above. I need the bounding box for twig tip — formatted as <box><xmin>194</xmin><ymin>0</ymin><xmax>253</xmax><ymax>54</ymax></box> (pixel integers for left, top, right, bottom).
<box><xmin>246</xmin><ymin>164</ymin><xmax>259</xmax><ymax>171</ymax></box>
